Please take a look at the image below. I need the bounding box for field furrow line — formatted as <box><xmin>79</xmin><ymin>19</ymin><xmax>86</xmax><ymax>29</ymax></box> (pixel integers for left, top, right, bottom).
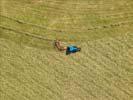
<box><xmin>1</xmin><ymin>16</ymin><xmax>133</xmax><ymax>36</ymax></box>
<box><xmin>10</xmin><ymin>0</ymin><xmax>125</xmax><ymax>13</ymax></box>
<box><xmin>0</xmin><ymin>25</ymin><xmax>54</xmax><ymax>41</ymax></box>
<box><xmin>35</xmin><ymin>0</ymin><xmax>133</xmax><ymax>6</ymax></box>
<box><xmin>97</xmin><ymin>41</ymin><xmax>133</xmax><ymax>77</ymax></box>
<box><xmin>91</xmin><ymin>39</ymin><xmax>130</xmax><ymax>73</ymax></box>
<box><xmin>0</xmin><ymin>45</ymin><xmax>63</xmax><ymax>100</ymax></box>
<box><xmin>0</xmin><ymin>75</ymin><xmax>31</xmax><ymax>100</ymax></box>
<box><xmin>0</xmin><ymin>15</ymin><xmax>66</xmax><ymax>33</ymax></box>
<box><xmin>81</xmin><ymin>53</ymin><xmax>132</xmax><ymax>99</ymax></box>
<box><xmin>86</xmin><ymin>41</ymin><xmax>131</xmax><ymax>81</ymax></box>
<box><xmin>72</xmin><ymin>51</ymin><xmax>132</xmax><ymax>99</ymax></box>
<box><xmin>7</xmin><ymin>1</ymin><xmax>133</xmax><ymax>17</ymax></box>
<box><xmin>71</xmin><ymin>56</ymin><xmax>121</xmax><ymax>100</ymax></box>
<box><xmin>7</xmin><ymin>3</ymin><xmax>133</xmax><ymax>22</ymax></box>
<box><xmin>3</xmin><ymin>7</ymin><xmax>133</xmax><ymax>28</ymax></box>
<box><xmin>0</xmin><ymin>65</ymin><xmax>59</xmax><ymax>100</ymax></box>
<box><xmin>42</xmin><ymin>0</ymin><xmax>117</xmax><ymax>6</ymax></box>
<box><xmin>89</xmin><ymin>39</ymin><xmax>125</xmax><ymax>72</ymax></box>
<box><xmin>48</xmin><ymin>52</ymin><xmax>120</xmax><ymax>100</ymax></box>
<box><xmin>0</xmin><ymin>61</ymin><xmax>55</xmax><ymax>100</ymax></box>
<box><xmin>113</xmin><ymin>35</ymin><xmax>133</xmax><ymax>49</ymax></box>
<box><xmin>82</xmin><ymin>42</ymin><xmax>131</xmax><ymax>88</ymax></box>
<box><xmin>102</xmin><ymin>37</ymin><xmax>133</xmax><ymax>64</ymax></box>
<box><xmin>107</xmin><ymin>37</ymin><xmax>132</xmax><ymax>52</ymax></box>
<box><xmin>15</xmin><ymin>55</ymin><xmax>63</xmax><ymax>99</ymax></box>
<box><xmin>31</xmin><ymin>76</ymin><xmax>62</xmax><ymax>100</ymax></box>
<box><xmin>84</xmin><ymin>42</ymin><xmax>133</xmax><ymax>94</ymax></box>
<box><xmin>48</xmin><ymin>53</ymin><xmax>110</xmax><ymax>99</ymax></box>
<box><xmin>1</xmin><ymin>1</ymin><xmax>133</xmax><ymax>100</ymax></box>
<box><xmin>42</xmin><ymin>53</ymin><xmax>98</xmax><ymax>99</ymax></box>
<box><xmin>32</xmin><ymin>3</ymin><xmax>132</xmax><ymax>14</ymax></box>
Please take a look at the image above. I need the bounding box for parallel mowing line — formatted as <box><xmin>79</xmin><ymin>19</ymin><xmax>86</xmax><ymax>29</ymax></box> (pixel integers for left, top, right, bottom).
<box><xmin>112</xmin><ymin>35</ymin><xmax>133</xmax><ymax>51</ymax></box>
<box><xmin>78</xmin><ymin>50</ymin><xmax>131</xmax><ymax>99</ymax></box>
<box><xmin>70</xmin><ymin>50</ymin><xmax>126</xmax><ymax>100</ymax></box>
<box><xmin>44</xmin><ymin>53</ymin><xmax>99</xmax><ymax>99</ymax></box>
<box><xmin>0</xmin><ymin>63</ymin><xmax>52</xmax><ymax>100</ymax></box>
<box><xmin>0</xmin><ymin>46</ymin><xmax>62</xmax><ymax>100</ymax></box>
<box><xmin>0</xmin><ymin>62</ymin><xmax>60</xmax><ymax>100</ymax></box>
<box><xmin>22</xmin><ymin>52</ymin><xmax>81</xmax><ymax>99</ymax></box>
<box><xmin>101</xmin><ymin>15</ymin><xmax>133</xmax><ymax>19</ymax></box>
<box><xmin>86</xmin><ymin>42</ymin><xmax>130</xmax><ymax>84</ymax></box>
<box><xmin>101</xmin><ymin>12</ymin><xmax>133</xmax><ymax>17</ymax></box>
<box><xmin>70</xmin><ymin>56</ymin><xmax>119</xmax><ymax>100</ymax></box>
<box><xmin>62</xmin><ymin>59</ymin><xmax>113</xmax><ymax>99</ymax></box>
<box><xmin>42</xmin><ymin>0</ymin><xmax>117</xmax><ymax>6</ymax></box>
<box><xmin>98</xmin><ymin>38</ymin><xmax>133</xmax><ymax>70</ymax></box>
<box><xmin>12</xmin><ymin>55</ymin><xmax>62</xmax><ymax>100</ymax></box>
<box><xmin>107</xmin><ymin>38</ymin><xmax>133</xmax><ymax>71</ymax></box>
<box><xmin>85</xmin><ymin>42</ymin><xmax>132</xmax><ymax>96</ymax></box>
<box><xmin>2</xmin><ymin>7</ymin><xmax>133</xmax><ymax>29</ymax></box>
<box><xmin>31</xmin><ymin>6</ymin><xmax>133</xmax><ymax>17</ymax></box>
<box><xmin>19</xmin><ymin>59</ymin><xmax>64</xmax><ymax>99</ymax></box>
<box><xmin>31</xmin><ymin>3</ymin><xmax>131</xmax><ymax>13</ymax></box>
<box><xmin>7</xmin><ymin>4</ymin><xmax>133</xmax><ymax>22</ymax></box>
<box><xmin>48</xmin><ymin>53</ymin><xmax>117</xmax><ymax>100</ymax></box>
<box><xmin>0</xmin><ymin>75</ymin><xmax>30</xmax><ymax>100</ymax></box>
<box><xmin>1</xmin><ymin>16</ymin><xmax>133</xmax><ymax>35</ymax></box>
<box><xmin>46</xmin><ymin>53</ymin><xmax>98</xmax><ymax>99</ymax></box>
<box><xmin>102</xmin><ymin>37</ymin><xmax>133</xmax><ymax>64</ymax></box>
<box><xmin>30</xmin><ymin>76</ymin><xmax>62</xmax><ymax>100</ymax></box>
<box><xmin>36</xmin><ymin>53</ymin><xmax>90</xmax><ymax>99</ymax></box>
<box><xmin>0</xmin><ymin>30</ymin><xmax>73</xmax><ymax>46</ymax></box>
<box><xmin>7</xmin><ymin>1</ymin><xmax>133</xmax><ymax>17</ymax></box>
<box><xmin>0</xmin><ymin>25</ymin><xmax>54</xmax><ymax>42</ymax></box>
<box><xmin>4</xmin><ymin>3</ymin><xmax>133</xmax><ymax>22</ymax></box>
<box><xmin>36</xmin><ymin>2</ymin><xmax>132</xmax><ymax>12</ymax></box>
<box><xmin>39</xmin><ymin>0</ymin><xmax>131</xmax><ymax>6</ymax></box>
<box><xmin>81</xmin><ymin>42</ymin><xmax>129</xmax><ymax>90</ymax></box>
<box><xmin>10</xmin><ymin>0</ymin><xmax>129</xmax><ymax>13</ymax></box>
<box><xmin>88</xmin><ymin>40</ymin><xmax>133</xmax><ymax>94</ymax></box>
<box><xmin>0</xmin><ymin>15</ymin><xmax>66</xmax><ymax>33</ymax></box>
<box><xmin>23</xmin><ymin>53</ymin><xmax>65</xmax><ymax>91</ymax></box>
<box><xmin>97</xmin><ymin>42</ymin><xmax>133</xmax><ymax>75</ymax></box>
<box><xmin>71</xmin><ymin>55</ymin><xmax>122</xmax><ymax>100</ymax></box>
<box><xmin>93</xmin><ymin>39</ymin><xmax>129</xmax><ymax>74</ymax></box>
<box><xmin>1</xmin><ymin>0</ymin><xmax>132</xmax><ymax>99</ymax></box>
<box><xmin>37</xmin><ymin>4</ymin><xmax>132</xmax><ymax>14</ymax></box>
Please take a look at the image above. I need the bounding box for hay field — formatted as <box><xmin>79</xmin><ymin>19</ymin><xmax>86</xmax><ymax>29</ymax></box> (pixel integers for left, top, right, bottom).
<box><xmin>0</xmin><ymin>0</ymin><xmax>133</xmax><ymax>100</ymax></box>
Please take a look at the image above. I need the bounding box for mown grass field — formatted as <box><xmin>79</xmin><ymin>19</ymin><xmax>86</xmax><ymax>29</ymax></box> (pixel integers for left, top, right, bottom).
<box><xmin>0</xmin><ymin>0</ymin><xmax>133</xmax><ymax>100</ymax></box>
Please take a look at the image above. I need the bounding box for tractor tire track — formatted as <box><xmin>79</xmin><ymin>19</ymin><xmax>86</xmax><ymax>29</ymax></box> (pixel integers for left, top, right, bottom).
<box><xmin>1</xmin><ymin>15</ymin><xmax>133</xmax><ymax>35</ymax></box>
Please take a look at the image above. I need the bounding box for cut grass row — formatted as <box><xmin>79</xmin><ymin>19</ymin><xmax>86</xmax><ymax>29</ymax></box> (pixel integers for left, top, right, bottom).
<box><xmin>2</xmin><ymin>0</ymin><xmax>133</xmax><ymax>27</ymax></box>
<box><xmin>1</xmin><ymin>0</ymin><xmax>133</xmax><ymax>44</ymax></box>
<box><xmin>0</xmin><ymin>40</ymin><xmax>63</xmax><ymax>100</ymax></box>
<box><xmin>49</xmin><ymin>36</ymin><xmax>132</xmax><ymax>99</ymax></box>
<box><xmin>1</xmin><ymin>8</ymin><xmax>133</xmax><ymax>28</ymax></box>
<box><xmin>3</xmin><ymin>1</ymin><xmax>133</xmax><ymax>21</ymax></box>
<box><xmin>0</xmin><ymin>33</ymin><xmax>132</xmax><ymax>100</ymax></box>
<box><xmin>1</xmin><ymin>16</ymin><xmax>133</xmax><ymax>37</ymax></box>
<box><xmin>1</xmin><ymin>14</ymin><xmax>133</xmax><ymax>42</ymax></box>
